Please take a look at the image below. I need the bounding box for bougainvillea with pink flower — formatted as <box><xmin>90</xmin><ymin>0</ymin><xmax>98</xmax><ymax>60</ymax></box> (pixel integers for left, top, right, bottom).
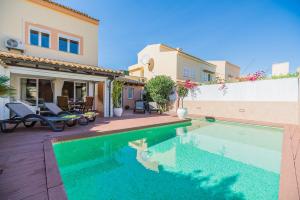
<box><xmin>245</xmin><ymin>70</ymin><xmax>266</xmax><ymax>81</ymax></box>
<box><xmin>177</xmin><ymin>80</ymin><xmax>197</xmax><ymax>108</ymax></box>
<box><xmin>184</xmin><ymin>80</ymin><xmax>197</xmax><ymax>89</ymax></box>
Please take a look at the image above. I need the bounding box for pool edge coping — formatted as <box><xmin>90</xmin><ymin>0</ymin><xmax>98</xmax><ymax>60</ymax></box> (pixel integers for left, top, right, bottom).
<box><xmin>44</xmin><ymin>118</ymin><xmax>191</xmax><ymax>200</ymax></box>
<box><xmin>44</xmin><ymin>116</ymin><xmax>297</xmax><ymax>200</ymax></box>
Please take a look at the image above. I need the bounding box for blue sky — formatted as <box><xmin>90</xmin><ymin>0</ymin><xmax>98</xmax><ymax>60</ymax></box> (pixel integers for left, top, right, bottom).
<box><xmin>55</xmin><ymin>0</ymin><xmax>300</xmax><ymax>74</ymax></box>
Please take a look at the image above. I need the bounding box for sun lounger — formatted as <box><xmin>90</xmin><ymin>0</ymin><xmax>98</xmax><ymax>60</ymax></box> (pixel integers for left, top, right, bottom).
<box><xmin>0</xmin><ymin>102</ymin><xmax>71</xmax><ymax>132</ymax></box>
<box><xmin>44</xmin><ymin>102</ymin><xmax>95</xmax><ymax>124</ymax></box>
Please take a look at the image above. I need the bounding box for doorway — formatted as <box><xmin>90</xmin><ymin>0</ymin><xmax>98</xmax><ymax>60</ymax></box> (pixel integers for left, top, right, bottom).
<box><xmin>97</xmin><ymin>82</ymin><xmax>105</xmax><ymax>117</ymax></box>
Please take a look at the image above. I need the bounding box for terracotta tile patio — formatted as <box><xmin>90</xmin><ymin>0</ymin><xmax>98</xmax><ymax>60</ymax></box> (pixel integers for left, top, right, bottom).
<box><xmin>0</xmin><ymin>112</ymin><xmax>299</xmax><ymax>200</ymax></box>
<box><xmin>0</xmin><ymin>112</ymin><xmax>185</xmax><ymax>200</ymax></box>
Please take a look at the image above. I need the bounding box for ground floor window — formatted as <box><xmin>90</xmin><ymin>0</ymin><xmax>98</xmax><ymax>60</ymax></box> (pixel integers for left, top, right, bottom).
<box><xmin>128</xmin><ymin>87</ymin><xmax>134</xmax><ymax>99</ymax></box>
<box><xmin>20</xmin><ymin>78</ymin><xmax>54</xmax><ymax>106</ymax></box>
<box><xmin>62</xmin><ymin>81</ymin><xmax>87</xmax><ymax>102</ymax></box>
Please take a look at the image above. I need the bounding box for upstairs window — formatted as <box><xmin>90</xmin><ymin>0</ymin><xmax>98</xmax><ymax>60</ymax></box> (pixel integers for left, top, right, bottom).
<box><xmin>183</xmin><ymin>67</ymin><xmax>196</xmax><ymax>80</ymax></box>
<box><xmin>30</xmin><ymin>30</ymin><xmax>39</xmax><ymax>46</ymax></box>
<box><xmin>29</xmin><ymin>29</ymin><xmax>50</xmax><ymax>48</ymax></box>
<box><xmin>70</xmin><ymin>40</ymin><xmax>79</xmax><ymax>54</ymax></box>
<box><xmin>41</xmin><ymin>33</ymin><xmax>50</xmax><ymax>48</ymax></box>
<box><xmin>59</xmin><ymin>38</ymin><xmax>68</xmax><ymax>52</ymax></box>
<box><xmin>59</xmin><ymin>36</ymin><xmax>80</xmax><ymax>54</ymax></box>
<box><xmin>183</xmin><ymin>68</ymin><xmax>190</xmax><ymax>78</ymax></box>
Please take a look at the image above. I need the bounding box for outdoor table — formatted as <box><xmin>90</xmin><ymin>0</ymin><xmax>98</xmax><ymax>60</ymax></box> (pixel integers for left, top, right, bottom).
<box><xmin>68</xmin><ymin>101</ymin><xmax>84</xmax><ymax>111</ymax></box>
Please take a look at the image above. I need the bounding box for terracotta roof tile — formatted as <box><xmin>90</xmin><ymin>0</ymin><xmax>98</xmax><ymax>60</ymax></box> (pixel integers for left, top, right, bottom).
<box><xmin>41</xmin><ymin>0</ymin><xmax>99</xmax><ymax>23</ymax></box>
<box><xmin>116</xmin><ymin>76</ymin><xmax>145</xmax><ymax>85</ymax></box>
<box><xmin>0</xmin><ymin>51</ymin><xmax>122</xmax><ymax>76</ymax></box>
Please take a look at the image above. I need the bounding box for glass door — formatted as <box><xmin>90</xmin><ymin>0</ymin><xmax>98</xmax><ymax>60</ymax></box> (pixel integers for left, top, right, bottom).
<box><xmin>62</xmin><ymin>81</ymin><xmax>87</xmax><ymax>102</ymax></box>
<box><xmin>20</xmin><ymin>78</ymin><xmax>37</xmax><ymax>106</ymax></box>
<box><xmin>75</xmin><ymin>82</ymin><xmax>87</xmax><ymax>102</ymax></box>
<box><xmin>20</xmin><ymin>78</ymin><xmax>54</xmax><ymax>108</ymax></box>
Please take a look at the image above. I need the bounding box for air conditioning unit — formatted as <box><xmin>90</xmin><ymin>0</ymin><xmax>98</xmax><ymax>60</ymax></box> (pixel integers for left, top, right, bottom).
<box><xmin>5</xmin><ymin>38</ymin><xmax>25</xmax><ymax>52</ymax></box>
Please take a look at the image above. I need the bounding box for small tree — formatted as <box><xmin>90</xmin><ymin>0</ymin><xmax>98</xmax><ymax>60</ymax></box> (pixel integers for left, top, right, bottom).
<box><xmin>0</xmin><ymin>76</ymin><xmax>14</xmax><ymax>97</ymax></box>
<box><xmin>112</xmin><ymin>80</ymin><xmax>123</xmax><ymax>108</ymax></box>
<box><xmin>145</xmin><ymin>75</ymin><xmax>175</xmax><ymax>112</ymax></box>
<box><xmin>177</xmin><ymin>80</ymin><xmax>197</xmax><ymax>109</ymax></box>
<box><xmin>177</xmin><ymin>85</ymin><xmax>188</xmax><ymax>109</ymax></box>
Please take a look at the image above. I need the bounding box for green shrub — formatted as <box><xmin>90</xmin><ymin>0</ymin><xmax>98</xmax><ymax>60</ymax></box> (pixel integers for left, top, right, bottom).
<box><xmin>144</xmin><ymin>75</ymin><xmax>175</xmax><ymax>112</ymax></box>
<box><xmin>271</xmin><ymin>72</ymin><xmax>299</xmax><ymax>79</ymax></box>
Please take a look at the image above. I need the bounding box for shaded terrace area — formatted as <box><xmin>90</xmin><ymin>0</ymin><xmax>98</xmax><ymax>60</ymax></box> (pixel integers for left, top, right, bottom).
<box><xmin>0</xmin><ymin>112</ymin><xmax>184</xmax><ymax>200</ymax></box>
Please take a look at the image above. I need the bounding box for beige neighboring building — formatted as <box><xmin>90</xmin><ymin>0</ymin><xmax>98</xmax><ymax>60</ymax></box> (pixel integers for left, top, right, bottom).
<box><xmin>207</xmin><ymin>60</ymin><xmax>240</xmax><ymax>80</ymax></box>
<box><xmin>128</xmin><ymin>44</ymin><xmax>216</xmax><ymax>83</ymax></box>
<box><xmin>0</xmin><ymin>0</ymin><xmax>121</xmax><ymax>119</ymax></box>
<box><xmin>272</xmin><ymin>62</ymin><xmax>289</xmax><ymax>76</ymax></box>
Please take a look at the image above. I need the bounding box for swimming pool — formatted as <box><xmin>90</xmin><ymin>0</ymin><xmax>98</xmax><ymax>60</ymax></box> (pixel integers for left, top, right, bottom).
<box><xmin>53</xmin><ymin>120</ymin><xmax>283</xmax><ymax>200</ymax></box>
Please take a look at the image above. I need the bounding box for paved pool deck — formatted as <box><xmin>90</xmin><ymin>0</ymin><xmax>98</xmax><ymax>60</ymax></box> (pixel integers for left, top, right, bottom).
<box><xmin>0</xmin><ymin>112</ymin><xmax>186</xmax><ymax>200</ymax></box>
<box><xmin>0</xmin><ymin>113</ymin><xmax>299</xmax><ymax>200</ymax></box>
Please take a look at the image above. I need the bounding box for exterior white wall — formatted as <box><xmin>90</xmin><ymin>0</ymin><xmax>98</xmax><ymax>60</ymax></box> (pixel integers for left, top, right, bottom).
<box><xmin>182</xmin><ymin>78</ymin><xmax>300</xmax><ymax>125</ymax></box>
<box><xmin>137</xmin><ymin>45</ymin><xmax>178</xmax><ymax>80</ymax></box>
<box><xmin>186</xmin><ymin>78</ymin><xmax>298</xmax><ymax>102</ymax></box>
<box><xmin>0</xmin><ymin>64</ymin><xmax>11</xmax><ymax>120</ymax></box>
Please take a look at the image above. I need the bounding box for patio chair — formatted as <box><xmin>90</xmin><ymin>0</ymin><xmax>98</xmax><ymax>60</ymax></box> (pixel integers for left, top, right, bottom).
<box><xmin>1</xmin><ymin>103</ymin><xmax>71</xmax><ymax>132</ymax></box>
<box><xmin>133</xmin><ymin>100</ymin><xmax>146</xmax><ymax>113</ymax></box>
<box><xmin>82</xmin><ymin>96</ymin><xmax>94</xmax><ymax>113</ymax></box>
<box><xmin>148</xmin><ymin>102</ymin><xmax>161</xmax><ymax>114</ymax></box>
<box><xmin>44</xmin><ymin>103</ymin><xmax>89</xmax><ymax>126</ymax></box>
<box><xmin>57</xmin><ymin>96</ymin><xmax>69</xmax><ymax>111</ymax></box>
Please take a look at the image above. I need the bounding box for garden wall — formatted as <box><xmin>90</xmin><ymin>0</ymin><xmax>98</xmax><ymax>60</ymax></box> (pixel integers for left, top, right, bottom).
<box><xmin>182</xmin><ymin>78</ymin><xmax>300</xmax><ymax>125</ymax></box>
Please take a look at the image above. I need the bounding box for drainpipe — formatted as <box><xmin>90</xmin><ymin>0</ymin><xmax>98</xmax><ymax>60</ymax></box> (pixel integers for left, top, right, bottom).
<box><xmin>93</xmin><ymin>81</ymin><xmax>96</xmax><ymax>111</ymax></box>
<box><xmin>108</xmin><ymin>78</ymin><xmax>113</xmax><ymax>117</ymax></box>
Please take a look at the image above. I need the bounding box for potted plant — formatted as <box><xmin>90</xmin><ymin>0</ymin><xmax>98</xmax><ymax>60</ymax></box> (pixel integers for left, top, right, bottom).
<box><xmin>176</xmin><ymin>80</ymin><xmax>196</xmax><ymax>119</ymax></box>
<box><xmin>0</xmin><ymin>76</ymin><xmax>15</xmax><ymax>97</ymax></box>
<box><xmin>112</xmin><ymin>80</ymin><xmax>123</xmax><ymax>117</ymax></box>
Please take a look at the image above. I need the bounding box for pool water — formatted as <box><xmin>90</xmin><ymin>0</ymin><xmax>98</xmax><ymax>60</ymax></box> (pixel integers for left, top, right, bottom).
<box><xmin>53</xmin><ymin>120</ymin><xmax>283</xmax><ymax>200</ymax></box>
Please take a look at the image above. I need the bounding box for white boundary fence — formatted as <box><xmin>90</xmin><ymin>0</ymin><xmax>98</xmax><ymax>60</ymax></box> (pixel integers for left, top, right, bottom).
<box><xmin>186</xmin><ymin>78</ymin><xmax>299</xmax><ymax>102</ymax></box>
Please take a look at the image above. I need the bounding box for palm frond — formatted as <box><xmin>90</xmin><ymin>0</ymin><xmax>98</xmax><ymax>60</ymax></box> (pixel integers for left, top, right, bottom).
<box><xmin>0</xmin><ymin>76</ymin><xmax>15</xmax><ymax>97</ymax></box>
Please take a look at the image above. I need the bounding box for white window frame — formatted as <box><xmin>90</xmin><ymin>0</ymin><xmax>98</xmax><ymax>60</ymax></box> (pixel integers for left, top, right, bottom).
<box><xmin>208</xmin><ymin>73</ymin><xmax>212</xmax><ymax>81</ymax></box>
<box><xmin>62</xmin><ymin>80</ymin><xmax>87</xmax><ymax>102</ymax></box>
<box><xmin>202</xmin><ymin>72</ymin><xmax>212</xmax><ymax>82</ymax></box>
<box><xmin>127</xmin><ymin>87</ymin><xmax>134</xmax><ymax>100</ymax></box>
<box><xmin>58</xmin><ymin>34</ymin><xmax>80</xmax><ymax>54</ymax></box>
<box><xmin>20</xmin><ymin>77</ymin><xmax>54</xmax><ymax>110</ymax></box>
<box><xmin>28</xmin><ymin>26</ymin><xmax>51</xmax><ymax>48</ymax></box>
<box><xmin>183</xmin><ymin>68</ymin><xmax>190</xmax><ymax>78</ymax></box>
<box><xmin>190</xmin><ymin>68</ymin><xmax>196</xmax><ymax>80</ymax></box>
<box><xmin>183</xmin><ymin>67</ymin><xmax>196</xmax><ymax>80</ymax></box>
